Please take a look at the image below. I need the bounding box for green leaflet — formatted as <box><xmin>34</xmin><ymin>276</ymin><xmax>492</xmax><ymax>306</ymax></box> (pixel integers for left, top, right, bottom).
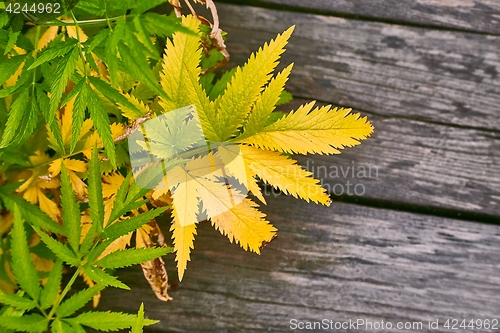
<box><xmin>50</xmin><ymin>319</ymin><xmax>73</xmax><ymax>333</ymax></box>
<box><xmin>0</xmin><ymin>291</ymin><xmax>37</xmax><ymax>311</ymax></box>
<box><xmin>28</xmin><ymin>39</ymin><xmax>78</xmax><ymax>70</ymax></box>
<box><xmin>69</xmin><ymin>311</ymin><xmax>158</xmax><ymax>332</ymax></box>
<box><xmin>130</xmin><ymin>303</ymin><xmax>145</xmax><ymax>333</ymax></box>
<box><xmin>10</xmin><ymin>205</ymin><xmax>41</xmax><ymax>301</ymax></box>
<box><xmin>34</xmin><ymin>227</ymin><xmax>80</xmax><ymax>266</ymax></box>
<box><xmin>60</xmin><ymin>162</ymin><xmax>82</xmax><ymax>253</ymax></box>
<box><xmin>88</xmin><ymin>143</ymin><xmax>105</xmax><ymax>233</ymax></box>
<box><xmin>0</xmin><ymin>190</ymin><xmax>65</xmax><ymax>235</ymax></box>
<box><xmin>57</xmin><ymin>285</ymin><xmax>105</xmax><ymax>318</ymax></box>
<box><xmin>70</xmin><ymin>79</ymin><xmax>87</xmax><ymax>153</ymax></box>
<box><xmin>0</xmin><ymin>89</ymin><xmax>30</xmax><ymax>148</ymax></box>
<box><xmin>95</xmin><ymin>247</ymin><xmax>172</xmax><ymax>269</ymax></box>
<box><xmin>88</xmin><ymin>76</ymin><xmax>143</xmax><ymax>119</ymax></box>
<box><xmin>0</xmin><ymin>314</ymin><xmax>47</xmax><ymax>332</ymax></box>
<box><xmin>83</xmin><ymin>266</ymin><xmax>130</xmax><ymax>290</ymax></box>
<box><xmin>0</xmin><ymin>54</ymin><xmax>25</xmax><ymax>86</ymax></box>
<box><xmin>87</xmin><ymin>86</ymin><xmax>117</xmax><ymax>168</ymax></box>
<box><xmin>40</xmin><ymin>260</ymin><xmax>63</xmax><ymax>310</ymax></box>
<box><xmin>49</xmin><ymin>47</ymin><xmax>79</xmax><ymax>121</ymax></box>
<box><xmin>141</xmin><ymin>13</ymin><xmax>193</xmax><ymax>38</ymax></box>
<box><xmin>117</xmin><ymin>42</ymin><xmax>167</xmax><ymax>100</ymax></box>
<box><xmin>101</xmin><ymin>206</ymin><xmax>169</xmax><ymax>241</ymax></box>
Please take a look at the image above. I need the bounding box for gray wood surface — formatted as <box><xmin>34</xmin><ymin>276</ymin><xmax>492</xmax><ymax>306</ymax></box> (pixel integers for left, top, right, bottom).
<box><xmin>278</xmin><ymin>98</ymin><xmax>500</xmax><ymax>220</ymax></box>
<box><xmin>225</xmin><ymin>0</ymin><xmax>500</xmax><ymax>35</ymax></box>
<box><xmin>97</xmin><ymin>195</ymin><xmax>500</xmax><ymax>333</ymax></box>
<box><xmin>215</xmin><ymin>3</ymin><xmax>500</xmax><ymax>218</ymax></box>
<box><xmin>218</xmin><ymin>3</ymin><xmax>500</xmax><ymax>132</ymax></box>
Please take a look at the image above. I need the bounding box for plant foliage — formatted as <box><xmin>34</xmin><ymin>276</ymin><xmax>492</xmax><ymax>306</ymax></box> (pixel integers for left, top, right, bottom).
<box><xmin>0</xmin><ymin>0</ymin><xmax>372</xmax><ymax>331</ymax></box>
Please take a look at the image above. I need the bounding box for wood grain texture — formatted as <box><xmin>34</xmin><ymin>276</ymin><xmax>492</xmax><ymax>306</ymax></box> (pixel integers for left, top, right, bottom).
<box><xmin>228</xmin><ymin>0</ymin><xmax>500</xmax><ymax>35</ymax></box>
<box><xmin>273</xmin><ymin>99</ymin><xmax>500</xmax><ymax>219</ymax></box>
<box><xmin>95</xmin><ymin>195</ymin><xmax>500</xmax><ymax>333</ymax></box>
<box><xmin>217</xmin><ymin>3</ymin><xmax>500</xmax><ymax>132</ymax></box>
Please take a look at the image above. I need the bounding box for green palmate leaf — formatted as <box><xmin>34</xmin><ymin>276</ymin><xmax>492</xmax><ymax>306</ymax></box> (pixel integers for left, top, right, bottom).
<box><xmin>40</xmin><ymin>260</ymin><xmax>63</xmax><ymax>310</ymax></box>
<box><xmin>11</xmin><ymin>205</ymin><xmax>41</xmax><ymax>301</ymax></box>
<box><xmin>240</xmin><ymin>64</ymin><xmax>293</xmax><ymax>139</ymax></box>
<box><xmin>0</xmin><ymin>291</ymin><xmax>37</xmax><ymax>311</ymax></box>
<box><xmin>0</xmin><ymin>191</ymin><xmax>64</xmax><ymax>235</ymax></box>
<box><xmin>0</xmin><ymin>55</ymin><xmax>25</xmax><ymax>86</ymax></box>
<box><xmin>117</xmin><ymin>42</ymin><xmax>167</xmax><ymax>100</ymax></box>
<box><xmin>70</xmin><ymin>311</ymin><xmax>158</xmax><ymax>332</ymax></box>
<box><xmin>60</xmin><ymin>162</ymin><xmax>81</xmax><ymax>253</ymax></box>
<box><xmin>88</xmin><ymin>76</ymin><xmax>143</xmax><ymax>119</ymax></box>
<box><xmin>88</xmin><ymin>144</ymin><xmax>104</xmax><ymax>233</ymax></box>
<box><xmin>0</xmin><ymin>314</ymin><xmax>48</xmax><ymax>332</ymax></box>
<box><xmin>213</xmin><ymin>26</ymin><xmax>294</xmax><ymax>141</ymax></box>
<box><xmin>49</xmin><ymin>47</ymin><xmax>79</xmax><ymax>118</ymax></box>
<box><xmin>57</xmin><ymin>285</ymin><xmax>105</xmax><ymax>318</ymax></box>
<box><xmin>133</xmin><ymin>15</ymin><xmax>157</xmax><ymax>56</ymax></box>
<box><xmin>34</xmin><ymin>227</ymin><xmax>80</xmax><ymax>266</ymax></box>
<box><xmin>79</xmin><ymin>222</ymin><xmax>97</xmax><ymax>258</ymax></box>
<box><xmin>0</xmin><ymin>89</ymin><xmax>30</xmax><ymax>148</ymax></box>
<box><xmin>83</xmin><ymin>266</ymin><xmax>130</xmax><ymax>290</ymax></box>
<box><xmin>106</xmin><ymin>19</ymin><xmax>126</xmax><ymax>86</ymax></box>
<box><xmin>87</xmin><ymin>86</ymin><xmax>117</xmax><ymax>167</ymax></box>
<box><xmin>130</xmin><ymin>303</ymin><xmax>145</xmax><ymax>333</ymax></box>
<box><xmin>70</xmin><ymin>79</ymin><xmax>87</xmax><ymax>152</ymax></box>
<box><xmin>96</xmin><ymin>247</ymin><xmax>171</xmax><ymax>269</ymax></box>
<box><xmin>102</xmin><ymin>206</ymin><xmax>169</xmax><ymax>241</ymax></box>
<box><xmin>4</xmin><ymin>31</ymin><xmax>20</xmax><ymax>55</ymax></box>
<box><xmin>28</xmin><ymin>40</ymin><xmax>78</xmax><ymax>70</ymax></box>
<box><xmin>122</xmin><ymin>20</ymin><xmax>158</xmax><ymax>60</ymax></box>
<box><xmin>159</xmin><ymin>15</ymin><xmax>218</xmax><ymax>141</ymax></box>
<box><xmin>87</xmin><ymin>29</ymin><xmax>110</xmax><ymax>52</ymax></box>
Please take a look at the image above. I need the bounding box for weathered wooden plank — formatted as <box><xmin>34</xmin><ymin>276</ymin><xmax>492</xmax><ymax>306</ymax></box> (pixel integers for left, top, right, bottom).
<box><xmin>96</xmin><ymin>195</ymin><xmax>500</xmax><ymax>332</ymax></box>
<box><xmin>275</xmin><ymin>99</ymin><xmax>500</xmax><ymax>219</ymax></box>
<box><xmin>217</xmin><ymin>3</ymin><xmax>500</xmax><ymax>132</ymax></box>
<box><xmin>222</xmin><ymin>0</ymin><xmax>500</xmax><ymax>35</ymax></box>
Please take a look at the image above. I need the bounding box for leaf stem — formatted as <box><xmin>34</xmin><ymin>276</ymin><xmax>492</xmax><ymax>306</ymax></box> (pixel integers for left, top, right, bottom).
<box><xmin>46</xmin><ymin>266</ymin><xmax>83</xmax><ymax>320</ymax></box>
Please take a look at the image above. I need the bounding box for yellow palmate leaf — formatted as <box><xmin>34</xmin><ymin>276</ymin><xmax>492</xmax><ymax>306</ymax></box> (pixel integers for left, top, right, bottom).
<box><xmin>102</xmin><ymin>172</ymin><xmax>125</xmax><ymax>199</ymax></box>
<box><xmin>66</xmin><ymin>25</ymin><xmax>88</xmax><ymax>42</ymax></box>
<box><xmin>238</xmin><ymin>102</ymin><xmax>373</xmax><ymax>155</ymax></box>
<box><xmin>38</xmin><ymin>26</ymin><xmax>59</xmax><ymax>50</ymax></box>
<box><xmin>211</xmin><ymin>198</ymin><xmax>276</xmax><ymax>253</ymax></box>
<box><xmin>240</xmin><ymin>145</ymin><xmax>330</xmax><ymax>205</ymax></box>
<box><xmin>38</xmin><ymin>191</ymin><xmax>60</xmax><ymax>221</ymax></box>
<box><xmin>49</xmin><ymin>159</ymin><xmax>88</xmax><ymax>196</ymax></box>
